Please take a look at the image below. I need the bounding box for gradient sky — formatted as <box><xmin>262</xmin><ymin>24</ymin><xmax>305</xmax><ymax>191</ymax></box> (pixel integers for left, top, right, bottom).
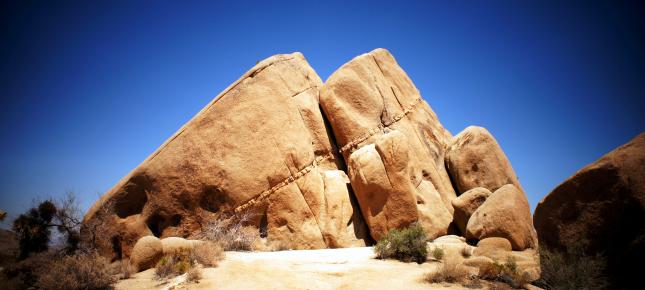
<box><xmin>1</xmin><ymin>1</ymin><xmax>644</xmax><ymax>228</ymax></box>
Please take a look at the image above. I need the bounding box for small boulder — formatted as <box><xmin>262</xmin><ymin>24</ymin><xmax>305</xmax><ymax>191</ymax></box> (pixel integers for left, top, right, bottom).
<box><xmin>473</xmin><ymin>237</ymin><xmax>513</xmax><ymax>256</ymax></box>
<box><xmin>161</xmin><ymin>237</ymin><xmax>202</xmax><ymax>255</ymax></box>
<box><xmin>466</xmin><ymin>184</ymin><xmax>537</xmax><ymax>250</ymax></box>
<box><xmin>130</xmin><ymin>236</ymin><xmax>163</xmax><ymax>272</ymax></box>
<box><xmin>452</xmin><ymin>187</ymin><xmax>492</xmax><ymax>233</ymax></box>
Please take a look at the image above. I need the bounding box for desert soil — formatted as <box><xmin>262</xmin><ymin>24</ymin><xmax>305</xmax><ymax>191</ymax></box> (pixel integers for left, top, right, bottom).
<box><xmin>116</xmin><ymin>247</ymin><xmax>471</xmax><ymax>290</ymax></box>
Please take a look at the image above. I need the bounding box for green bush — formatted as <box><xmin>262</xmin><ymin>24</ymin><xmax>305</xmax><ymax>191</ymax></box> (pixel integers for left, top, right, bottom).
<box><xmin>431</xmin><ymin>246</ymin><xmax>445</xmax><ymax>261</ymax></box>
<box><xmin>374</xmin><ymin>223</ymin><xmax>428</xmax><ymax>264</ymax></box>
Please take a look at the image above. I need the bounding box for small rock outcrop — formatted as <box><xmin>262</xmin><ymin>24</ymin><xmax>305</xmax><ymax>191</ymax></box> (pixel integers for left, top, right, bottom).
<box><xmin>534</xmin><ymin>132</ymin><xmax>645</xmax><ymax>288</ymax></box>
<box><xmin>82</xmin><ymin>48</ymin><xmax>539</xmax><ymax>263</ymax></box>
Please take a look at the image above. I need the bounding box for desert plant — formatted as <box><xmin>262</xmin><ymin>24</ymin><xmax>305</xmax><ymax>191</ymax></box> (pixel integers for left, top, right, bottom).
<box><xmin>186</xmin><ymin>265</ymin><xmax>203</xmax><ymax>283</ymax></box>
<box><xmin>35</xmin><ymin>252</ymin><xmax>116</xmax><ymax>290</ymax></box>
<box><xmin>154</xmin><ymin>250</ymin><xmax>200</xmax><ymax>280</ymax></box>
<box><xmin>431</xmin><ymin>246</ymin><xmax>445</xmax><ymax>261</ymax></box>
<box><xmin>539</xmin><ymin>243</ymin><xmax>608</xmax><ymax>290</ymax></box>
<box><xmin>425</xmin><ymin>253</ymin><xmax>468</xmax><ymax>284</ymax></box>
<box><xmin>374</xmin><ymin>223</ymin><xmax>428</xmax><ymax>263</ymax></box>
<box><xmin>477</xmin><ymin>256</ymin><xmax>532</xmax><ymax>288</ymax></box>
<box><xmin>190</xmin><ymin>241</ymin><xmax>224</xmax><ymax>267</ymax></box>
<box><xmin>198</xmin><ymin>211</ymin><xmax>260</xmax><ymax>251</ymax></box>
<box><xmin>12</xmin><ymin>193</ymin><xmax>83</xmax><ymax>259</ymax></box>
<box><xmin>460</xmin><ymin>246</ymin><xmax>472</xmax><ymax>258</ymax></box>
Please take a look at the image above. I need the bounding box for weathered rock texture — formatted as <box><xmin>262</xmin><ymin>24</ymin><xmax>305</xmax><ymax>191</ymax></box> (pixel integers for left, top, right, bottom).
<box><xmin>82</xmin><ymin>53</ymin><xmax>370</xmax><ymax>260</ymax></box>
<box><xmin>83</xmin><ymin>48</ymin><xmax>538</xmax><ymax>261</ymax></box>
<box><xmin>534</xmin><ymin>132</ymin><xmax>645</xmax><ymax>288</ymax></box>
<box><xmin>320</xmin><ymin>49</ymin><xmax>456</xmax><ymax>240</ymax></box>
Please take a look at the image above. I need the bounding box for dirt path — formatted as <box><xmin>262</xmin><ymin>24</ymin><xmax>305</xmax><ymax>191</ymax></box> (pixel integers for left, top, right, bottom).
<box><xmin>116</xmin><ymin>247</ymin><xmax>469</xmax><ymax>290</ymax></box>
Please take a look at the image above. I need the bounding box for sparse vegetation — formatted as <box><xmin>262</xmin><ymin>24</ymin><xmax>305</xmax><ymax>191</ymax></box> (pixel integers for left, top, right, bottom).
<box><xmin>190</xmin><ymin>241</ymin><xmax>224</xmax><ymax>267</ymax></box>
<box><xmin>198</xmin><ymin>211</ymin><xmax>260</xmax><ymax>251</ymax></box>
<box><xmin>186</xmin><ymin>265</ymin><xmax>203</xmax><ymax>283</ymax></box>
<box><xmin>12</xmin><ymin>193</ymin><xmax>82</xmax><ymax>259</ymax></box>
<box><xmin>374</xmin><ymin>223</ymin><xmax>428</xmax><ymax>264</ymax></box>
<box><xmin>35</xmin><ymin>252</ymin><xmax>116</xmax><ymax>290</ymax></box>
<box><xmin>460</xmin><ymin>246</ymin><xmax>472</xmax><ymax>258</ymax></box>
<box><xmin>538</xmin><ymin>243</ymin><xmax>608</xmax><ymax>290</ymax></box>
<box><xmin>478</xmin><ymin>256</ymin><xmax>531</xmax><ymax>288</ymax></box>
<box><xmin>431</xmin><ymin>246</ymin><xmax>445</xmax><ymax>261</ymax></box>
<box><xmin>425</xmin><ymin>254</ymin><xmax>468</xmax><ymax>283</ymax></box>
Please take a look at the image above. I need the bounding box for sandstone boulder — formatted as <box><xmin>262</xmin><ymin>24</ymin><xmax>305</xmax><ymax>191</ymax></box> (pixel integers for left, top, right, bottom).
<box><xmin>445</xmin><ymin>126</ymin><xmax>523</xmax><ymax>194</ymax></box>
<box><xmin>451</xmin><ymin>187</ymin><xmax>491</xmax><ymax>233</ymax></box>
<box><xmin>534</xmin><ymin>132</ymin><xmax>645</xmax><ymax>288</ymax></box>
<box><xmin>466</xmin><ymin>184</ymin><xmax>537</xmax><ymax>250</ymax></box>
<box><xmin>130</xmin><ymin>236</ymin><xmax>163</xmax><ymax>272</ymax></box>
<box><xmin>161</xmin><ymin>237</ymin><xmax>202</xmax><ymax>255</ymax></box>
<box><xmin>82</xmin><ymin>52</ymin><xmax>369</xmax><ymax>259</ymax></box>
<box><xmin>320</xmin><ymin>49</ymin><xmax>455</xmax><ymax>240</ymax></box>
<box><xmin>475</xmin><ymin>237</ymin><xmax>512</xmax><ymax>253</ymax></box>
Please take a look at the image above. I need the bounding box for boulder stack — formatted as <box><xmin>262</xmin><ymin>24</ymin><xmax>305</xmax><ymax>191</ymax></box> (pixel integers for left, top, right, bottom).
<box><xmin>82</xmin><ymin>48</ymin><xmax>538</xmax><ymax>261</ymax></box>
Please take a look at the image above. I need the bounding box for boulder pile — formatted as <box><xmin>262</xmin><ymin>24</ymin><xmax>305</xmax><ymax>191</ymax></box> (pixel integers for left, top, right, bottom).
<box><xmin>82</xmin><ymin>49</ymin><xmax>538</xmax><ymax>264</ymax></box>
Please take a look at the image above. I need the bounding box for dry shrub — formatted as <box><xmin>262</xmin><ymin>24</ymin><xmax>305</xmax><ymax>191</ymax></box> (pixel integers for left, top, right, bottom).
<box><xmin>539</xmin><ymin>244</ymin><xmax>608</xmax><ymax>290</ymax></box>
<box><xmin>186</xmin><ymin>265</ymin><xmax>202</xmax><ymax>283</ymax></box>
<box><xmin>198</xmin><ymin>211</ymin><xmax>260</xmax><ymax>251</ymax></box>
<box><xmin>190</xmin><ymin>241</ymin><xmax>224</xmax><ymax>267</ymax></box>
<box><xmin>35</xmin><ymin>252</ymin><xmax>116</xmax><ymax>290</ymax></box>
<box><xmin>154</xmin><ymin>252</ymin><xmax>190</xmax><ymax>280</ymax></box>
<box><xmin>478</xmin><ymin>256</ymin><xmax>532</xmax><ymax>288</ymax></box>
<box><xmin>425</xmin><ymin>254</ymin><xmax>468</xmax><ymax>284</ymax></box>
<box><xmin>374</xmin><ymin>223</ymin><xmax>428</xmax><ymax>263</ymax></box>
<box><xmin>460</xmin><ymin>246</ymin><xmax>472</xmax><ymax>258</ymax></box>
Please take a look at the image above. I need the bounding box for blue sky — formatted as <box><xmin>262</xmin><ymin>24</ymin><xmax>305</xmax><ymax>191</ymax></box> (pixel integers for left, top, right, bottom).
<box><xmin>1</xmin><ymin>1</ymin><xmax>643</xmax><ymax>227</ymax></box>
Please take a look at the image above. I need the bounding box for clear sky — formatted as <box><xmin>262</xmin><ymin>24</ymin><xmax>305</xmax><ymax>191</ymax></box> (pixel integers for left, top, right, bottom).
<box><xmin>1</xmin><ymin>1</ymin><xmax>643</xmax><ymax>228</ymax></box>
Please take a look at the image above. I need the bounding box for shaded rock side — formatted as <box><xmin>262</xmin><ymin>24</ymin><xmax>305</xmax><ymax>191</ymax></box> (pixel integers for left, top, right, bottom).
<box><xmin>320</xmin><ymin>48</ymin><xmax>455</xmax><ymax>240</ymax></box>
<box><xmin>81</xmin><ymin>53</ymin><xmax>370</xmax><ymax>260</ymax></box>
<box><xmin>534</xmin><ymin>132</ymin><xmax>645</xmax><ymax>289</ymax></box>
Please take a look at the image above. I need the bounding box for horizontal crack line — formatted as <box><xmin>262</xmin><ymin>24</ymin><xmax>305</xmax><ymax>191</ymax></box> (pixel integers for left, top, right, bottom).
<box><xmin>338</xmin><ymin>97</ymin><xmax>422</xmax><ymax>154</ymax></box>
<box><xmin>234</xmin><ymin>151</ymin><xmax>334</xmax><ymax>213</ymax></box>
<box><xmin>232</xmin><ymin>97</ymin><xmax>421</xmax><ymax>214</ymax></box>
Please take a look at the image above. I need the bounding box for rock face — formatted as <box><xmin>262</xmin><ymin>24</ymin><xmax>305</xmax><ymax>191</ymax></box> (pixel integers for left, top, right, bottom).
<box><xmin>320</xmin><ymin>48</ymin><xmax>455</xmax><ymax>240</ymax></box>
<box><xmin>466</xmin><ymin>184</ymin><xmax>537</xmax><ymax>250</ymax></box>
<box><xmin>452</xmin><ymin>187</ymin><xmax>491</xmax><ymax>233</ymax></box>
<box><xmin>446</xmin><ymin>126</ymin><xmax>523</xmax><ymax>194</ymax></box>
<box><xmin>82</xmin><ymin>52</ymin><xmax>369</xmax><ymax>260</ymax></box>
<box><xmin>534</xmin><ymin>132</ymin><xmax>645</xmax><ymax>288</ymax></box>
<box><xmin>82</xmin><ymin>48</ymin><xmax>538</xmax><ymax>262</ymax></box>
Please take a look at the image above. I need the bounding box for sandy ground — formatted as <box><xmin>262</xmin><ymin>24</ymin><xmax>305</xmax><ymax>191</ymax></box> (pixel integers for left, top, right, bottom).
<box><xmin>116</xmin><ymin>247</ymin><xmax>471</xmax><ymax>290</ymax></box>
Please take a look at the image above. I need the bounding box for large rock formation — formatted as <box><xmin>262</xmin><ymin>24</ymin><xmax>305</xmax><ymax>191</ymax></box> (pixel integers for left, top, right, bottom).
<box><xmin>320</xmin><ymin>49</ymin><xmax>456</xmax><ymax>240</ymax></box>
<box><xmin>82</xmin><ymin>48</ymin><xmax>538</xmax><ymax>261</ymax></box>
<box><xmin>534</xmin><ymin>132</ymin><xmax>645</xmax><ymax>288</ymax></box>
<box><xmin>82</xmin><ymin>53</ymin><xmax>370</xmax><ymax>260</ymax></box>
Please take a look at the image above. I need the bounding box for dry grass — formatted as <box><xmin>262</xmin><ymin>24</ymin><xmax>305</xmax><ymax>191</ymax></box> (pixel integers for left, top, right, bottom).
<box><xmin>538</xmin><ymin>245</ymin><xmax>608</xmax><ymax>290</ymax></box>
<box><xmin>425</xmin><ymin>255</ymin><xmax>468</xmax><ymax>284</ymax></box>
<box><xmin>477</xmin><ymin>256</ymin><xmax>532</xmax><ymax>288</ymax></box>
<box><xmin>460</xmin><ymin>246</ymin><xmax>472</xmax><ymax>258</ymax></box>
<box><xmin>190</xmin><ymin>241</ymin><xmax>224</xmax><ymax>267</ymax></box>
<box><xmin>154</xmin><ymin>252</ymin><xmax>192</xmax><ymax>280</ymax></box>
<box><xmin>186</xmin><ymin>265</ymin><xmax>203</xmax><ymax>283</ymax></box>
<box><xmin>35</xmin><ymin>252</ymin><xmax>116</xmax><ymax>290</ymax></box>
<box><xmin>198</xmin><ymin>211</ymin><xmax>260</xmax><ymax>251</ymax></box>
